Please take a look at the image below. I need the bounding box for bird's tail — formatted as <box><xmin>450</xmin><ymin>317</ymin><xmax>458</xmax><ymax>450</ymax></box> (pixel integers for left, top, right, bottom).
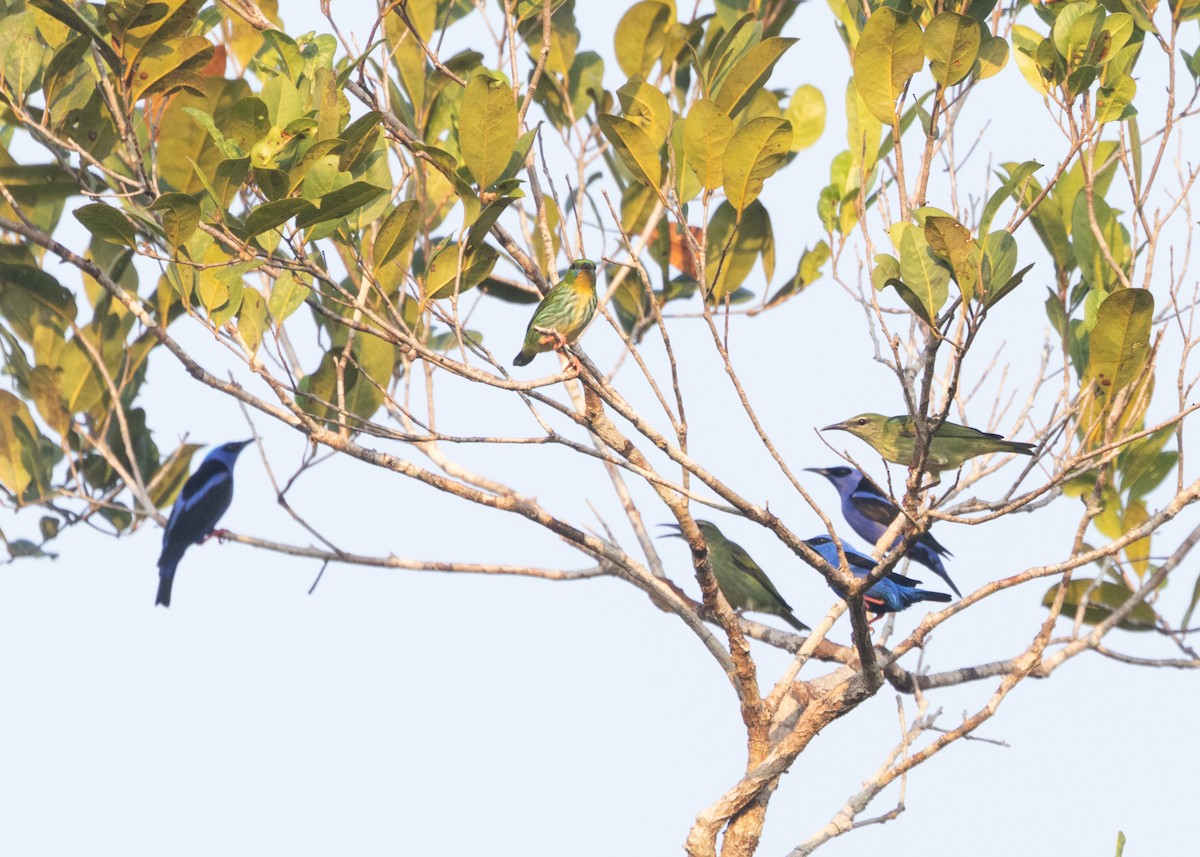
<box><xmin>780</xmin><ymin>611</ymin><xmax>811</xmax><ymax>633</ymax></box>
<box><xmin>911</xmin><ymin>548</ymin><xmax>962</xmax><ymax>598</ymax></box>
<box><xmin>513</xmin><ymin>349</ymin><xmax>534</xmax><ymax>366</ymax></box>
<box><xmin>903</xmin><ymin>587</ymin><xmax>952</xmax><ymax>609</ymax></box>
<box><xmin>1002</xmin><ymin>440</ymin><xmax>1037</xmax><ymax>456</ymax></box>
<box><xmin>156</xmin><ymin>562</ymin><xmax>176</xmax><ymax>608</ymax></box>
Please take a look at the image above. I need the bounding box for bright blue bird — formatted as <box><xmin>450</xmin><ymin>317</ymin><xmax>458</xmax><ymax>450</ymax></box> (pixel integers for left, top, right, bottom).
<box><xmin>804</xmin><ymin>535</ymin><xmax>952</xmax><ymax>614</ymax></box>
<box><xmin>807</xmin><ymin>465</ymin><xmax>960</xmax><ymax>597</ymax></box>
<box><xmin>156</xmin><ymin>440</ymin><xmax>252</xmax><ymax>607</ymax></box>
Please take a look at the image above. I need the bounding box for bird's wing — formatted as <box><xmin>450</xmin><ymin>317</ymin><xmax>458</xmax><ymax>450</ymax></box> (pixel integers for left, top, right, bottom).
<box><xmin>728</xmin><ymin>544</ymin><xmax>791</xmax><ymax>604</ymax></box>
<box><xmin>885</xmin><ymin>570</ymin><xmax>924</xmax><ymax>588</ymax></box>
<box><xmin>162</xmin><ymin>465</ymin><xmax>234</xmax><ymax>553</ymax></box>
<box><xmin>893</xmin><ymin>418</ymin><xmax>1003</xmax><ymax>441</ymax></box>
<box><xmin>848</xmin><ymin>488</ymin><xmax>902</xmax><ymax>529</ymax></box>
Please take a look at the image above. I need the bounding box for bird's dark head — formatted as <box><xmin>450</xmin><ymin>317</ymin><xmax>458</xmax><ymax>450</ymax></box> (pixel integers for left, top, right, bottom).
<box><xmin>572</xmin><ymin>259</ymin><xmax>597</xmax><ymax>274</ymax></box>
<box><xmin>805</xmin><ymin>465</ymin><xmax>856</xmax><ymax>483</ymax></box>
<box><xmin>805</xmin><ymin>535</ymin><xmax>834</xmax><ymax>549</ymax></box>
<box><xmin>206</xmin><ymin>439</ymin><xmax>253</xmax><ymax>467</ymax></box>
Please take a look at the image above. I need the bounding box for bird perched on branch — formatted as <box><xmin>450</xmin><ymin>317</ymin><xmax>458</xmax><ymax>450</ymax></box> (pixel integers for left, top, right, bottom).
<box><xmin>156</xmin><ymin>439</ymin><xmax>252</xmax><ymax>607</ymax></box>
<box><xmin>804</xmin><ymin>535</ymin><xmax>952</xmax><ymax>615</ymax></box>
<box><xmin>822</xmin><ymin>412</ymin><xmax>1034</xmax><ymax>472</ymax></box>
<box><xmin>806</xmin><ymin>465</ymin><xmax>960</xmax><ymax>597</ymax></box>
<box><xmin>662</xmin><ymin>519</ymin><xmax>809</xmax><ymax>632</ymax></box>
<box><xmin>513</xmin><ymin>258</ymin><xmax>598</xmax><ymax>367</ymax></box>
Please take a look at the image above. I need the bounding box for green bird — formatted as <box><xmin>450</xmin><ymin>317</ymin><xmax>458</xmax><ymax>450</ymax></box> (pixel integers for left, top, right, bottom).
<box><xmin>662</xmin><ymin>519</ymin><xmax>809</xmax><ymax>632</ymax></box>
<box><xmin>822</xmin><ymin>412</ymin><xmax>1035</xmax><ymax>472</ymax></box>
<box><xmin>513</xmin><ymin>259</ymin><xmax>598</xmax><ymax>366</ymax></box>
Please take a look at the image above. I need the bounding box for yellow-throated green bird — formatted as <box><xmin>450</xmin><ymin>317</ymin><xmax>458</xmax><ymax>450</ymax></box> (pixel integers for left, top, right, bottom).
<box><xmin>513</xmin><ymin>259</ymin><xmax>598</xmax><ymax>366</ymax></box>
<box><xmin>661</xmin><ymin>519</ymin><xmax>809</xmax><ymax>632</ymax></box>
<box><xmin>823</xmin><ymin>413</ymin><xmax>1035</xmax><ymax>472</ymax></box>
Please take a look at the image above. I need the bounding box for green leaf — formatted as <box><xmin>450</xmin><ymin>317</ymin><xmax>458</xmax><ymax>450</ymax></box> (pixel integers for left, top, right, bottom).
<box><xmin>422</xmin><ymin>242</ymin><xmax>500</xmax><ymax>302</ymax></box>
<box><xmin>783</xmin><ymin>84</ymin><xmax>825</xmax><ymax>151</ymax></box>
<box><xmin>974</xmin><ymin>35</ymin><xmax>1009</xmax><ymax>80</ymax></box>
<box><xmin>147</xmin><ymin>193</ymin><xmax>200</xmax><ymax>249</ymax></box>
<box><xmin>853</xmin><ymin>8</ymin><xmax>925</xmax><ymax>123</ymax></box>
<box><xmin>1088</xmin><ymin>288</ymin><xmax>1154</xmax><ymax>395</ymax></box>
<box><xmin>1043</xmin><ymin>579</ymin><xmax>1157</xmax><ymax>631</ymax></box>
<box><xmin>295</xmin><ymin>181</ymin><xmax>388</xmax><ymax>230</ymax></box>
<box><xmin>598</xmin><ymin>114</ymin><xmax>663</xmax><ymax>187</ymax></box>
<box><xmin>924</xmin><ymin>12</ymin><xmax>981</xmax><ymax>87</ymax></box>
<box><xmin>614</xmin><ymin>1</ymin><xmax>672</xmax><ymax>77</ymax></box>
<box><xmin>682</xmin><ymin>99</ymin><xmax>733</xmax><ymax>191</ymax></box>
<box><xmin>1096</xmin><ymin>74</ymin><xmax>1137</xmax><ymax>124</ymax></box>
<box><xmin>713</xmin><ymin>36</ymin><xmax>797</xmax><ymax>118</ymax></box>
<box><xmin>765</xmin><ymin>240</ymin><xmax>830</xmax><ymax>307</ymax></box>
<box><xmin>372</xmin><ymin>200</ymin><xmax>422</xmax><ymax>270</ymax></box>
<box><xmin>0</xmin><ymin>391</ymin><xmax>43</xmax><ymax>498</ymax></box>
<box><xmin>1072</xmin><ymin>192</ymin><xmax>1129</xmax><ymax>290</ymax></box>
<box><xmin>28</xmin><ymin>0</ymin><xmax>122</xmax><ymax>73</ymax></box>
<box><xmin>722</xmin><ymin>117</ymin><xmax>792</xmax><ymax>215</ymax></box>
<box><xmin>707</xmin><ymin>199</ymin><xmax>771</xmax><ymax>302</ymax></box>
<box><xmin>73</xmin><ymin>204</ymin><xmax>137</xmax><ymax>247</ymax></box>
<box><xmin>128</xmin><ymin>36</ymin><xmax>214</xmax><ymax>103</ymax></box>
<box><xmin>459</xmin><ymin>71</ymin><xmax>519</xmax><ymax>188</ymax></box>
<box><xmin>981</xmin><ymin>159</ymin><xmax>1041</xmax><ymax>236</ymax></box>
<box><xmin>244</xmin><ymin>198</ymin><xmax>315</xmax><ymax>237</ymax></box>
<box><xmin>1012</xmin><ymin>25</ymin><xmax>1049</xmax><ymax>94</ymax></box>
<box><xmin>267</xmin><ymin>271</ymin><xmax>311</xmax><ymax>323</ymax></box>
<box><xmin>211</xmin><ymin>157</ymin><xmax>250</xmax><ymax>210</ymax></box>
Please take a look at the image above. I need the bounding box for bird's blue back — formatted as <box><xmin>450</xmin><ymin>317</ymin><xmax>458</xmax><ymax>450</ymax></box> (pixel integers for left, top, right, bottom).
<box><xmin>804</xmin><ymin>535</ymin><xmax>951</xmax><ymax>614</ymax></box>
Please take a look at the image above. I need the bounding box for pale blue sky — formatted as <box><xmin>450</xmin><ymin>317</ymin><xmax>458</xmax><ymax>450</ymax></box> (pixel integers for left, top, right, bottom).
<box><xmin>0</xmin><ymin>3</ymin><xmax>1195</xmax><ymax>856</ymax></box>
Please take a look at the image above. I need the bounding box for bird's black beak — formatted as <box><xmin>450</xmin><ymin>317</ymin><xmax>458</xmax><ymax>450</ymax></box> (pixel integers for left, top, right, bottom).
<box><xmin>656</xmin><ymin>523</ymin><xmax>683</xmax><ymax>539</ymax></box>
<box><xmin>804</xmin><ymin>466</ymin><xmax>831</xmax><ymax>476</ymax></box>
<box><xmin>236</xmin><ymin>439</ymin><xmax>253</xmax><ymax>450</ymax></box>
<box><xmin>821</xmin><ymin>422</ymin><xmax>843</xmax><ymax>432</ymax></box>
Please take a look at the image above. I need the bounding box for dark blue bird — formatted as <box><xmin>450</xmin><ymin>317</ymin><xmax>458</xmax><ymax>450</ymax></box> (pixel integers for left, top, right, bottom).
<box><xmin>156</xmin><ymin>440</ymin><xmax>252</xmax><ymax>607</ymax></box>
<box><xmin>807</xmin><ymin>465</ymin><xmax>960</xmax><ymax>597</ymax></box>
<box><xmin>804</xmin><ymin>535</ymin><xmax>952</xmax><ymax>614</ymax></box>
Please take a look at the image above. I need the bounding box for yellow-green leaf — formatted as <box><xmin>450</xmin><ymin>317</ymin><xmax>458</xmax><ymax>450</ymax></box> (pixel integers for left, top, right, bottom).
<box><xmin>73</xmin><ymin>203</ymin><xmax>137</xmax><ymax>247</ymax></box>
<box><xmin>459</xmin><ymin>71</ymin><xmax>519</xmax><ymax>188</ymax></box>
<box><xmin>616</xmin><ymin>75</ymin><xmax>671</xmax><ymax>148</ymax></box>
<box><xmin>267</xmin><ymin>271</ymin><xmax>311</xmax><ymax>323</ymax></box>
<box><xmin>1088</xmin><ymin>288</ymin><xmax>1154</xmax><ymax>395</ymax></box>
<box><xmin>682</xmin><ymin>99</ymin><xmax>732</xmax><ymax>191</ymax></box>
<box><xmin>148</xmin><ymin>192</ymin><xmax>200</xmax><ymax>249</ymax></box>
<box><xmin>923</xmin><ymin>215</ymin><xmax>978</xmax><ymax>302</ymax></box>
<box><xmin>237</xmin><ymin>287</ymin><xmax>266</xmax><ymax>355</ymax></box>
<box><xmin>713</xmin><ymin>36</ymin><xmax>797</xmax><ymax>118</ymax></box>
<box><xmin>614</xmin><ymin>1</ymin><xmax>672</xmax><ymax>77</ymax></box>
<box><xmin>723</xmin><ymin>117</ymin><xmax>791</xmax><ymax>215</ymax></box>
<box><xmin>853</xmin><ymin>8</ymin><xmax>925</xmax><ymax>123</ymax></box>
<box><xmin>783</xmin><ymin>84</ymin><xmax>825</xmax><ymax>151</ymax></box>
<box><xmin>924</xmin><ymin>12</ymin><xmax>980</xmax><ymax>87</ymax></box>
<box><xmin>372</xmin><ymin>200</ymin><xmax>421</xmax><ymax>270</ymax></box>
<box><xmin>598</xmin><ymin>114</ymin><xmax>663</xmax><ymax>187</ymax></box>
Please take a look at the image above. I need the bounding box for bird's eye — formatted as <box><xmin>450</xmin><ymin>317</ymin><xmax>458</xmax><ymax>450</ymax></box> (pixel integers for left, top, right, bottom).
<box><xmin>856</xmin><ymin>418</ymin><xmax>869</xmax><ymax>426</ymax></box>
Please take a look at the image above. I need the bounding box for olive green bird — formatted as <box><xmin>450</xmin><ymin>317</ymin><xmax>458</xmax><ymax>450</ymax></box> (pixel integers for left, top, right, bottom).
<box><xmin>823</xmin><ymin>413</ymin><xmax>1035</xmax><ymax>472</ymax></box>
<box><xmin>661</xmin><ymin>519</ymin><xmax>809</xmax><ymax>633</ymax></box>
<box><xmin>513</xmin><ymin>259</ymin><xmax>598</xmax><ymax>366</ymax></box>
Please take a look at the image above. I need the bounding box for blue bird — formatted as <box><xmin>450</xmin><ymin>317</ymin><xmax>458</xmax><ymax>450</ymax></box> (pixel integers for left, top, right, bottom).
<box><xmin>807</xmin><ymin>465</ymin><xmax>960</xmax><ymax>597</ymax></box>
<box><xmin>156</xmin><ymin>440</ymin><xmax>252</xmax><ymax>607</ymax></box>
<box><xmin>804</xmin><ymin>535</ymin><xmax>952</xmax><ymax>614</ymax></box>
